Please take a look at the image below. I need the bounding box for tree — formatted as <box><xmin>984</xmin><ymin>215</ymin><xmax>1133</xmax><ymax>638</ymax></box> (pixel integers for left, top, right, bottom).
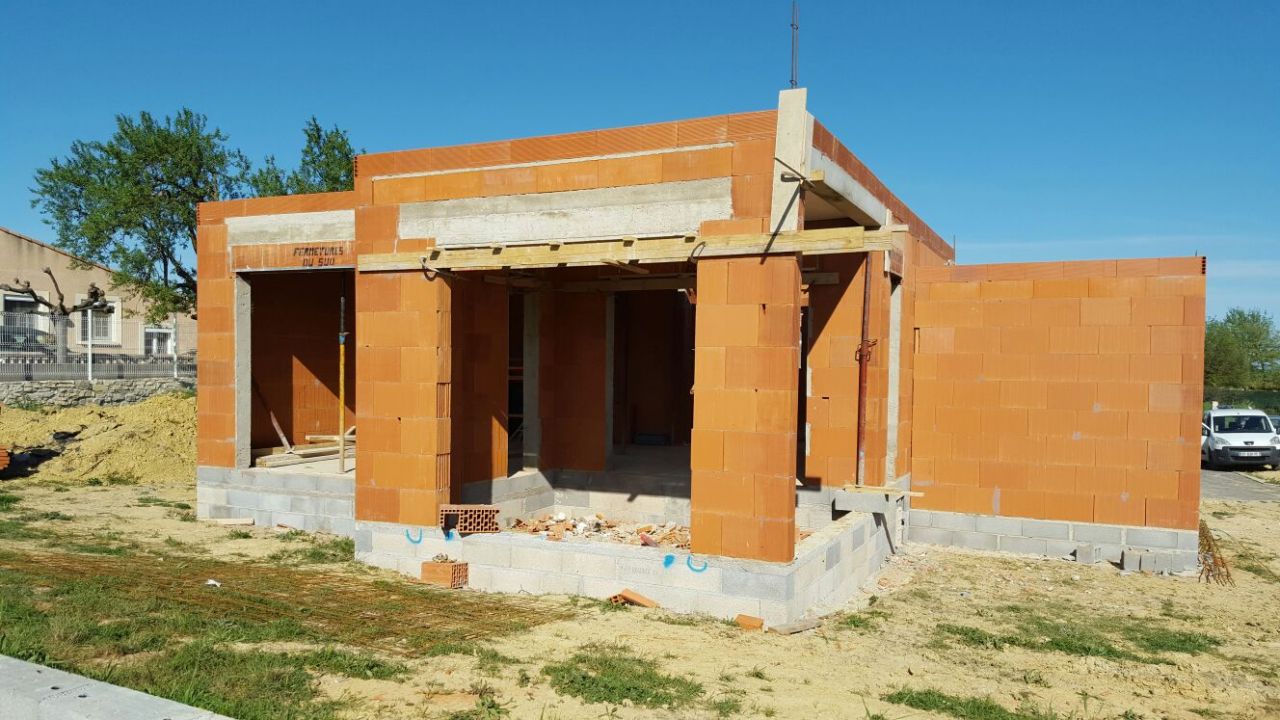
<box><xmin>1204</xmin><ymin>308</ymin><xmax>1280</xmax><ymax>389</ymax></box>
<box><xmin>31</xmin><ymin>109</ymin><xmax>250</xmax><ymax>321</ymax></box>
<box><xmin>0</xmin><ymin>268</ymin><xmax>111</xmax><ymax>362</ymax></box>
<box><xmin>247</xmin><ymin>117</ymin><xmax>360</xmax><ymax>196</ymax></box>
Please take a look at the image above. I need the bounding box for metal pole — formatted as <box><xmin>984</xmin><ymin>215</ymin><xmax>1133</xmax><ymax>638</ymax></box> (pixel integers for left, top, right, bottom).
<box><xmin>338</xmin><ymin>289</ymin><xmax>348</xmax><ymax>473</ymax></box>
<box><xmin>854</xmin><ymin>254</ymin><xmax>874</xmax><ymax>486</ymax></box>
<box><xmin>172</xmin><ymin>316</ymin><xmax>180</xmax><ymax>379</ymax></box>
<box><xmin>86</xmin><ymin>308</ymin><xmax>94</xmax><ymax>382</ymax></box>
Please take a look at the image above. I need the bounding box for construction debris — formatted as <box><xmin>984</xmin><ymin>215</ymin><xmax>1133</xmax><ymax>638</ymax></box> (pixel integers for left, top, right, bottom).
<box><xmin>510</xmin><ymin>513</ymin><xmax>691</xmax><ymax>548</ymax></box>
<box><xmin>210</xmin><ymin>518</ymin><xmax>254</xmax><ymax>527</ymax></box>
<box><xmin>1199</xmin><ymin>520</ymin><xmax>1234</xmax><ymax>587</ymax></box>
<box><xmin>735</xmin><ymin>614</ymin><xmax>764</xmax><ymax>630</ymax></box>
<box><xmin>609</xmin><ymin>589</ymin><xmax>658</xmax><ymax>608</ymax></box>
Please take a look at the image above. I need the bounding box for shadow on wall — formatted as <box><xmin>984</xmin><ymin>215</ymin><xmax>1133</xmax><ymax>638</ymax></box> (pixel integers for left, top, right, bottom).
<box><xmin>249</xmin><ymin>270</ymin><xmax>356</xmax><ymax>448</ymax></box>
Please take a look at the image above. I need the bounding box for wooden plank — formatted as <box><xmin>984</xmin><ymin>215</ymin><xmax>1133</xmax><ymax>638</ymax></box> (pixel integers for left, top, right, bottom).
<box><xmin>555</xmin><ymin>270</ymin><xmax>841</xmax><ymax>294</ymax></box>
<box><xmin>840</xmin><ymin>484</ymin><xmax>924</xmax><ymax>498</ymax></box>
<box><xmin>359</xmin><ymin>228</ymin><xmax>904</xmax><ymax>273</ymax></box>
<box><xmin>256</xmin><ymin>447</ymin><xmax>342</xmax><ymax>467</ymax></box>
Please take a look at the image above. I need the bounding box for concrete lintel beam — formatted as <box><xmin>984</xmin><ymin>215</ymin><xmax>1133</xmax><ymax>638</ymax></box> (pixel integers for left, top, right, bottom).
<box><xmin>806</xmin><ymin>152</ymin><xmax>891</xmax><ymax>229</ymax></box>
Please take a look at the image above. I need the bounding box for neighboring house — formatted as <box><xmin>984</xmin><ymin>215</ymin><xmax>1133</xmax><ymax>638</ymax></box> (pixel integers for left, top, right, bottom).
<box><xmin>0</xmin><ymin>226</ymin><xmax>192</xmax><ymax>358</ymax></box>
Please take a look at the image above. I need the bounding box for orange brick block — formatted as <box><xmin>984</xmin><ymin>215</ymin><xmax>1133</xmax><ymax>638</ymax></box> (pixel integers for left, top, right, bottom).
<box><xmin>1049</xmin><ymin>326</ymin><xmax>1099</xmax><ymax>354</ymax></box>
<box><xmin>1080</xmin><ymin>297</ymin><xmax>1132</xmax><ymax>326</ymax></box>
<box><xmin>1041</xmin><ymin>492</ymin><xmax>1094</xmax><ymax>523</ymax></box>
<box><xmin>1094</xmin><ymin>494</ymin><xmax>1145</xmax><ymax>526</ymax></box>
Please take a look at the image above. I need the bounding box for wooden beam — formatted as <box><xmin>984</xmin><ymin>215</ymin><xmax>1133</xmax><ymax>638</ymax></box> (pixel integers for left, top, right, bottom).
<box><xmin>358</xmin><ymin>227</ymin><xmax>904</xmax><ymax>273</ymax></box>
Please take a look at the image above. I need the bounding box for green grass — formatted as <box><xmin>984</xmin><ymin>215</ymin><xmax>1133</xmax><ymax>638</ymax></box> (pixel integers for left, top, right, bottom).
<box><xmin>1226</xmin><ymin>541</ymin><xmax>1280</xmax><ymax>583</ymax></box>
<box><xmin>839</xmin><ymin>609</ymin><xmax>888</xmax><ymax>631</ymax></box>
<box><xmin>935</xmin><ymin>603</ymin><xmax>1222</xmax><ymax>664</ymax></box>
<box><xmin>425</xmin><ymin>641</ymin><xmax>519</xmax><ymax>675</ymax></box>
<box><xmin>85</xmin><ymin>472</ymin><xmax>139</xmax><ymax>486</ymax></box>
<box><xmin>444</xmin><ymin>691</ymin><xmax>510</xmax><ymax>720</ymax></box>
<box><xmin>17</xmin><ymin>510</ymin><xmax>73</xmax><ymax>522</ymax></box>
<box><xmin>1120</xmin><ymin>626</ymin><xmax>1222</xmax><ymax>655</ymax></box>
<box><xmin>542</xmin><ymin>643</ymin><xmax>702</xmax><ymax>709</ymax></box>
<box><xmin>0</xmin><ymin>492</ymin><xmax>21</xmax><ymax>512</ymax></box>
<box><xmin>227</xmin><ymin>529</ymin><xmax>253</xmax><ymax>540</ymax></box>
<box><xmin>0</xmin><ymin>543</ymin><xmax>568</xmax><ymax>720</ymax></box>
<box><xmin>267</xmin><ymin>536</ymin><xmax>355</xmax><ymax>565</ymax></box>
<box><xmin>708</xmin><ymin>694</ymin><xmax>743</xmax><ymax>717</ymax></box>
<box><xmin>136</xmin><ymin>495</ymin><xmax>192</xmax><ymax>510</ymax></box>
<box><xmin>883</xmin><ymin>688</ymin><xmax>1065</xmax><ymax>720</ymax></box>
<box><xmin>0</xmin><ymin>518</ymin><xmax>52</xmax><ymax>541</ymax></box>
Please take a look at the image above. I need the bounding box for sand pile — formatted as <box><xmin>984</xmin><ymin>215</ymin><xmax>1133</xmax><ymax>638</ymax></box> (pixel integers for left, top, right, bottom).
<box><xmin>0</xmin><ymin>393</ymin><xmax>195</xmax><ymax>485</ymax></box>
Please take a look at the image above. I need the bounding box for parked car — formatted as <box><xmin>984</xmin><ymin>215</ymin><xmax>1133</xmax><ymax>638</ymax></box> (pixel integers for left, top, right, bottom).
<box><xmin>1202</xmin><ymin>408</ymin><xmax>1280</xmax><ymax>469</ymax></box>
<box><xmin>0</xmin><ymin>325</ymin><xmax>56</xmax><ymax>355</ymax></box>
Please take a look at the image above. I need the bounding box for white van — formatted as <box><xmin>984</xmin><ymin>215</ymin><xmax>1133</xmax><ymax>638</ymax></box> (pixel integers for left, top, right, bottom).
<box><xmin>1202</xmin><ymin>408</ymin><xmax>1280</xmax><ymax>469</ymax></box>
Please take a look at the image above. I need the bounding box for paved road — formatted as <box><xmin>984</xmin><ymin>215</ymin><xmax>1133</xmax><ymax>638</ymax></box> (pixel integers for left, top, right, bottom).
<box><xmin>1201</xmin><ymin>468</ymin><xmax>1280</xmax><ymax>502</ymax></box>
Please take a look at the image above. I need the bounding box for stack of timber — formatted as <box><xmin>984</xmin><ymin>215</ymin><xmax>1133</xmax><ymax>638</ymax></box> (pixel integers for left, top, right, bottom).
<box><xmin>252</xmin><ymin>429</ymin><xmax>355</xmax><ymax>468</ymax></box>
<box><xmin>0</xmin><ymin>445</ymin><xmax>9</xmax><ymax>473</ymax></box>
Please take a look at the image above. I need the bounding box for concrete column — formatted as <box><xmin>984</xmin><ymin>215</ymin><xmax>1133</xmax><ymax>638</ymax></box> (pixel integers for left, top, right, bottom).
<box><xmin>884</xmin><ymin>276</ymin><xmax>903</xmax><ymax>480</ymax></box>
<box><xmin>522</xmin><ymin>292</ymin><xmax>541</xmax><ymax>470</ymax></box>
<box><xmin>769</xmin><ymin>88</ymin><xmax>813</xmax><ymax>234</ymax></box>
<box><xmin>604</xmin><ymin>292</ymin><xmax>616</xmax><ymax>464</ymax></box>
<box><xmin>690</xmin><ymin>256</ymin><xmax>801</xmax><ymax>562</ymax></box>
<box><xmin>233</xmin><ymin>274</ymin><xmax>252</xmax><ymax>469</ymax></box>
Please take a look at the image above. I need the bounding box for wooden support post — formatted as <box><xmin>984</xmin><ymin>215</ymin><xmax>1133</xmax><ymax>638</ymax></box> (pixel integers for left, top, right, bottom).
<box><xmin>338</xmin><ymin>291</ymin><xmax>348</xmax><ymax>474</ymax></box>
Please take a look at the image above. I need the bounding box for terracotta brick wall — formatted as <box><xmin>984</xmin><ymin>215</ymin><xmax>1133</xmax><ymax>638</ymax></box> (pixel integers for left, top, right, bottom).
<box><xmin>690</xmin><ymin>256</ymin><xmax>801</xmax><ymax>562</ymax></box>
<box><xmin>538</xmin><ymin>292</ymin><xmax>608</xmax><ymax>471</ymax></box>
<box><xmin>352</xmin><ymin>200</ymin><xmax>454</xmax><ymax>525</ymax></box>
<box><xmin>451</xmin><ymin>280</ymin><xmax>509</xmax><ymax>487</ymax></box>
<box><xmin>196</xmin><ymin>191</ymin><xmax>360</xmax><ymax>470</ymax></box>
<box><xmin>612</xmin><ymin>291</ymin><xmax>694</xmax><ymax>446</ymax></box>
<box><xmin>195</xmin><ymin>222</ymin><xmax>235</xmax><ymax>468</ymax></box>
<box><xmin>911</xmin><ymin>258</ymin><xmax>1206</xmax><ymax>530</ymax></box>
<box><xmin>247</xmin><ymin>271</ymin><xmax>355</xmax><ymax>447</ymax></box>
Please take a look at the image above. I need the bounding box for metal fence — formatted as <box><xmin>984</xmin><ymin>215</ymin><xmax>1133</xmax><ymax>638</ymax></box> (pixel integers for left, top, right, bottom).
<box><xmin>0</xmin><ymin>310</ymin><xmax>196</xmax><ymax>382</ymax></box>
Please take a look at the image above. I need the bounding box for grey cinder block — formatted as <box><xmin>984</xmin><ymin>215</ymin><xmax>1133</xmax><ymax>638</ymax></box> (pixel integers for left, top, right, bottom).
<box><xmin>952</xmin><ymin>531</ymin><xmax>999</xmax><ymax>551</ymax></box>
<box><xmin>1074</xmin><ymin>523</ymin><xmax>1124</xmax><ymax>544</ymax></box>
<box><xmin>907</xmin><ymin>526</ymin><xmax>956</xmax><ymax>546</ymax></box>
<box><xmin>976</xmin><ymin>515</ymin><xmax>1023</xmax><ymax>536</ymax></box>
<box><xmin>998</xmin><ymin>535</ymin><xmax>1048</xmax><ymax>556</ymax></box>
<box><xmin>1022</xmin><ymin>519</ymin><xmax>1071</xmax><ymax>541</ymax></box>
<box><xmin>932</xmin><ymin>512</ymin><xmax>978</xmax><ymax>532</ymax></box>
<box><xmin>908</xmin><ymin>509</ymin><xmax>933</xmax><ymax>527</ymax></box>
<box><xmin>1075</xmin><ymin>543</ymin><xmax>1102</xmax><ymax>564</ymax></box>
<box><xmin>1122</xmin><ymin>549</ymin><xmax>1146</xmax><ymax>572</ymax></box>
<box><xmin>1125</xmin><ymin>527</ymin><xmax>1181</xmax><ymax>550</ymax></box>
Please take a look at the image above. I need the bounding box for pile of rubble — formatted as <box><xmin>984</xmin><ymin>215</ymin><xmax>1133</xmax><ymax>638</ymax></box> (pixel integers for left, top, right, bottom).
<box><xmin>510</xmin><ymin>512</ymin><xmax>691</xmax><ymax>548</ymax></box>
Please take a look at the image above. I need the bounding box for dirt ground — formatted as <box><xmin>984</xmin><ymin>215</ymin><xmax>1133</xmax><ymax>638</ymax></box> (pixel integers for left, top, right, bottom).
<box><xmin>0</xmin><ymin>393</ymin><xmax>194</xmax><ymax>485</ymax></box>
<box><xmin>2</xmin><ymin>399</ymin><xmax>1279</xmax><ymax>719</ymax></box>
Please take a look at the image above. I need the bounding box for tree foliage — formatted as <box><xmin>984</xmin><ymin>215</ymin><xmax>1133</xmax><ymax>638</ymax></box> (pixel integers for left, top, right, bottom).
<box><xmin>30</xmin><ymin>111</ymin><xmax>358</xmax><ymax>321</ymax></box>
<box><xmin>1204</xmin><ymin>308</ymin><xmax>1280</xmax><ymax>389</ymax></box>
<box><xmin>247</xmin><ymin>117</ymin><xmax>360</xmax><ymax>196</ymax></box>
<box><xmin>30</xmin><ymin>109</ymin><xmax>250</xmax><ymax>320</ymax></box>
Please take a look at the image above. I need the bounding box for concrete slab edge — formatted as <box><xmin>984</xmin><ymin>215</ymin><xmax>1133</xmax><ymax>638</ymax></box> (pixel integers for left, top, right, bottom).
<box><xmin>0</xmin><ymin>654</ymin><xmax>232</xmax><ymax>719</ymax></box>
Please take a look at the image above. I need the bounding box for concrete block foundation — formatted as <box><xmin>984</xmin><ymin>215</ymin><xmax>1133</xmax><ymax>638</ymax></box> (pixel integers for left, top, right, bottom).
<box><xmin>196</xmin><ymin>466</ymin><xmax>355</xmax><ymax>536</ymax></box>
<box><xmin>355</xmin><ymin>507</ymin><xmax>894</xmax><ymax>626</ymax></box>
<box><xmin>198</xmin><ymin>463</ymin><xmax>901</xmax><ymax>625</ymax></box>
<box><xmin>907</xmin><ymin>508</ymin><xmax>1198</xmax><ymax>573</ymax></box>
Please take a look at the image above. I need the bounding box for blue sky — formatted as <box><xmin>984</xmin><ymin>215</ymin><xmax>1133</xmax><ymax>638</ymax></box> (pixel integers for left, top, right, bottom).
<box><xmin>1</xmin><ymin>1</ymin><xmax>1276</xmax><ymax>318</ymax></box>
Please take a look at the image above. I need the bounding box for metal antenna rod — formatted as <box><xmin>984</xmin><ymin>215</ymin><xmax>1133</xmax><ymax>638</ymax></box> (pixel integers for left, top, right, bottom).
<box><xmin>790</xmin><ymin>1</ymin><xmax>800</xmax><ymax>88</ymax></box>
